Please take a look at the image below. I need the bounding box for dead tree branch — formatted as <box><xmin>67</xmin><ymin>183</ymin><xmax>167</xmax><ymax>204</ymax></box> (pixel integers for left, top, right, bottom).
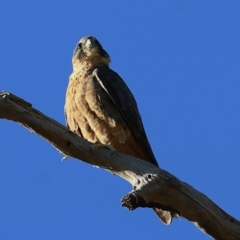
<box><xmin>0</xmin><ymin>91</ymin><xmax>239</xmax><ymax>240</ymax></box>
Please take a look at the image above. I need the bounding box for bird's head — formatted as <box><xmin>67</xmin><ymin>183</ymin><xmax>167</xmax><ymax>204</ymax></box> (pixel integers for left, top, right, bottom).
<box><xmin>72</xmin><ymin>36</ymin><xmax>110</xmax><ymax>70</ymax></box>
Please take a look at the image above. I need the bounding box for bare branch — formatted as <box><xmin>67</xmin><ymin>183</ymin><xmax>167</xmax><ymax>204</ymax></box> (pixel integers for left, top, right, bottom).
<box><xmin>1</xmin><ymin>91</ymin><xmax>240</xmax><ymax>240</ymax></box>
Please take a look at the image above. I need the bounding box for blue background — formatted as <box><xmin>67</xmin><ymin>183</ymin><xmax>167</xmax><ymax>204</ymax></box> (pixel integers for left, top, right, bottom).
<box><xmin>1</xmin><ymin>1</ymin><xmax>240</xmax><ymax>239</ymax></box>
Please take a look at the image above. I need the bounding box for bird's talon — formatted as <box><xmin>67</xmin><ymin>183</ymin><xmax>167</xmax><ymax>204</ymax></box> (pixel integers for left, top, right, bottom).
<box><xmin>91</xmin><ymin>143</ymin><xmax>115</xmax><ymax>155</ymax></box>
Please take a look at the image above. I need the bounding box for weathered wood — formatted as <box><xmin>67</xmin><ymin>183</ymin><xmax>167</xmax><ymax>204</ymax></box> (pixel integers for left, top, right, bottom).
<box><xmin>1</xmin><ymin>91</ymin><xmax>240</xmax><ymax>240</ymax></box>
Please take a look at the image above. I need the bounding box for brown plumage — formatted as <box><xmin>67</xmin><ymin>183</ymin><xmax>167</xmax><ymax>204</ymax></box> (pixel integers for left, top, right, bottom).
<box><xmin>65</xmin><ymin>36</ymin><xmax>175</xmax><ymax>224</ymax></box>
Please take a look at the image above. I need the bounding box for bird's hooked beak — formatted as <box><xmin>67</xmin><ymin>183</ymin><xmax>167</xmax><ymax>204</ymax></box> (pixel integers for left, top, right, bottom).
<box><xmin>85</xmin><ymin>39</ymin><xmax>93</xmax><ymax>49</ymax></box>
<box><xmin>84</xmin><ymin>37</ymin><xmax>100</xmax><ymax>50</ymax></box>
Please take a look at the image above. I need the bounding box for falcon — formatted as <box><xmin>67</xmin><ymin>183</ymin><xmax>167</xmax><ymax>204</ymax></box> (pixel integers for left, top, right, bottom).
<box><xmin>65</xmin><ymin>36</ymin><xmax>175</xmax><ymax>224</ymax></box>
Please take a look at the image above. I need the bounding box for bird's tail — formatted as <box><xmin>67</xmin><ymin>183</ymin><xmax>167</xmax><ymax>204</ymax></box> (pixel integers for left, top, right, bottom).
<box><xmin>153</xmin><ymin>208</ymin><xmax>177</xmax><ymax>225</ymax></box>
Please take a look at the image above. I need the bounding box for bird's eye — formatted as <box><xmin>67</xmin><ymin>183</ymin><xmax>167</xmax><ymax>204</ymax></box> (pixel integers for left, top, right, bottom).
<box><xmin>77</xmin><ymin>43</ymin><xmax>82</xmax><ymax>50</ymax></box>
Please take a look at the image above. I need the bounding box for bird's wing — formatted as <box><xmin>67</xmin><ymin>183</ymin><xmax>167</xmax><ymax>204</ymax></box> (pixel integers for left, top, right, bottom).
<box><xmin>93</xmin><ymin>67</ymin><xmax>159</xmax><ymax>166</ymax></box>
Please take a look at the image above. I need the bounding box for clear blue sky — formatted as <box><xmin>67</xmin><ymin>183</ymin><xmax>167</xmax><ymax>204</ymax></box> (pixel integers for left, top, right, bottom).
<box><xmin>1</xmin><ymin>1</ymin><xmax>240</xmax><ymax>239</ymax></box>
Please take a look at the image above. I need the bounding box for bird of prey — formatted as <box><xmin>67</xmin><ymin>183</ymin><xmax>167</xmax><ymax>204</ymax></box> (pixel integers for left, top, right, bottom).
<box><xmin>65</xmin><ymin>36</ymin><xmax>175</xmax><ymax>224</ymax></box>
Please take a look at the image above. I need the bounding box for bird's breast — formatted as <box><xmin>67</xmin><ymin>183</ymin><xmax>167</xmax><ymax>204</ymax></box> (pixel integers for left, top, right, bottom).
<box><xmin>65</xmin><ymin>70</ymin><xmax>131</xmax><ymax>146</ymax></box>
